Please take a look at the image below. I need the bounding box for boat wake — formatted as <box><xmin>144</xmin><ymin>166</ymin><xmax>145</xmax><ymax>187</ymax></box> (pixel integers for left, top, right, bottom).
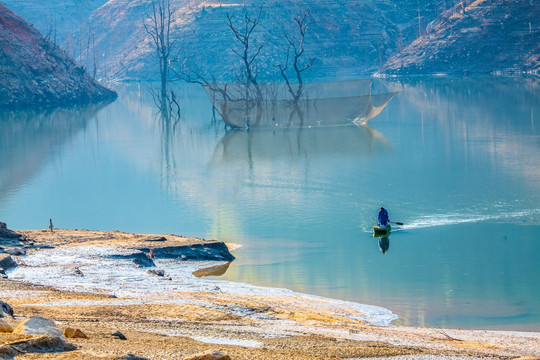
<box><xmin>401</xmin><ymin>208</ymin><xmax>540</xmax><ymax>231</ymax></box>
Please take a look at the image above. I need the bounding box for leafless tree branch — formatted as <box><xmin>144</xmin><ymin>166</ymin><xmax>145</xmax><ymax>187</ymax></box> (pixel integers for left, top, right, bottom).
<box><xmin>226</xmin><ymin>5</ymin><xmax>267</xmax><ymax>100</ymax></box>
<box><xmin>276</xmin><ymin>9</ymin><xmax>316</xmax><ymax>103</ymax></box>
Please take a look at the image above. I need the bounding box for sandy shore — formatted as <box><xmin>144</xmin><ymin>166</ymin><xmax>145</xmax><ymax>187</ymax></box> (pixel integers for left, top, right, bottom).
<box><xmin>0</xmin><ymin>229</ymin><xmax>539</xmax><ymax>359</ymax></box>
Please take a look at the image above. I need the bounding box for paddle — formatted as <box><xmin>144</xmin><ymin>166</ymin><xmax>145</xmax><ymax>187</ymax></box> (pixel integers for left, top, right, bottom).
<box><xmin>390</xmin><ymin>221</ymin><xmax>404</xmax><ymax>226</ymax></box>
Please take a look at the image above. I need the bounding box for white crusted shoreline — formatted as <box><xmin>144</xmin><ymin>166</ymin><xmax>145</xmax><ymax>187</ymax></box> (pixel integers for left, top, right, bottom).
<box><xmin>1</xmin><ymin>228</ymin><xmax>539</xmax><ymax>359</ymax></box>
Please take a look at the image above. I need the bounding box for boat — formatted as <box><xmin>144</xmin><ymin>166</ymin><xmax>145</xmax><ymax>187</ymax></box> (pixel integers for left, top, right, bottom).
<box><xmin>372</xmin><ymin>224</ymin><xmax>391</xmax><ymax>236</ymax></box>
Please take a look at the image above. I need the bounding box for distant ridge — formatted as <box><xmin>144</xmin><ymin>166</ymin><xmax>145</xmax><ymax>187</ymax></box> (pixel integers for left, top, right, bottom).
<box><xmin>4</xmin><ymin>0</ymin><xmax>461</xmax><ymax>81</ymax></box>
<box><xmin>379</xmin><ymin>0</ymin><xmax>540</xmax><ymax>76</ymax></box>
<box><xmin>4</xmin><ymin>1</ymin><xmax>536</xmax><ymax>80</ymax></box>
<box><xmin>0</xmin><ymin>3</ymin><xmax>117</xmax><ymax>109</ymax></box>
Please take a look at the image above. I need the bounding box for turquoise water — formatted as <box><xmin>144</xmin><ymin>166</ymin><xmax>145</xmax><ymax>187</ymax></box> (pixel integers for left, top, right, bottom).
<box><xmin>1</xmin><ymin>78</ymin><xmax>539</xmax><ymax>331</ymax></box>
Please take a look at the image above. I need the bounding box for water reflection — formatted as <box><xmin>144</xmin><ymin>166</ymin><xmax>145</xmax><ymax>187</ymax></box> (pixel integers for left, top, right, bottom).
<box><xmin>380</xmin><ymin>77</ymin><xmax>540</xmax><ymax>194</ymax></box>
<box><xmin>378</xmin><ymin>236</ymin><xmax>390</xmax><ymax>254</ymax></box>
<box><xmin>210</xmin><ymin>124</ymin><xmax>392</xmax><ymax>168</ymax></box>
<box><xmin>155</xmin><ymin>92</ymin><xmax>181</xmax><ymax>190</ymax></box>
<box><xmin>192</xmin><ymin>262</ymin><xmax>231</xmax><ymax>278</ymax></box>
<box><xmin>0</xmin><ymin>103</ymin><xmax>111</xmax><ymax>200</ymax></box>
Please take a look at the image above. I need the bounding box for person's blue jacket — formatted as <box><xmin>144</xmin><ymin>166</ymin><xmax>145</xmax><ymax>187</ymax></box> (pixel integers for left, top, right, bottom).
<box><xmin>378</xmin><ymin>208</ymin><xmax>389</xmax><ymax>226</ymax></box>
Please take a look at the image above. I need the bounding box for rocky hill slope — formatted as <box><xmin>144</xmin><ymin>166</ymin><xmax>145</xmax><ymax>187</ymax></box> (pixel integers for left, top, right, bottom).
<box><xmin>0</xmin><ymin>4</ymin><xmax>116</xmax><ymax>109</ymax></box>
<box><xmin>379</xmin><ymin>0</ymin><xmax>540</xmax><ymax>76</ymax></box>
<box><xmin>6</xmin><ymin>0</ymin><xmax>535</xmax><ymax>79</ymax></box>
<box><xmin>3</xmin><ymin>0</ymin><xmax>460</xmax><ymax>81</ymax></box>
<box><xmin>1</xmin><ymin>0</ymin><xmax>109</xmax><ymax>52</ymax></box>
<box><xmin>90</xmin><ymin>0</ymin><xmax>460</xmax><ymax>81</ymax></box>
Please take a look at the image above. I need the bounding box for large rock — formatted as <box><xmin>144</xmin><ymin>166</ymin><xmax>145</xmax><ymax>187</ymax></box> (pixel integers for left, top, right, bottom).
<box><xmin>0</xmin><ymin>254</ymin><xmax>17</xmax><ymax>271</ymax></box>
<box><xmin>0</xmin><ymin>225</ymin><xmax>21</xmax><ymax>241</ymax></box>
<box><xmin>0</xmin><ymin>335</ymin><xmax>76</xmax><ymax>355</ymax></box>
<box><xmin>111</xmin><ymin>330</ymin><xmax>127</xmax><ymax>340</ymax></box>
<box><xmin>63</xmin><ymin>327</ymin><xmax>88</xmax><ymax>339</ymax></box>
<box><xmin>183</xmin><ymin>350</ymin><xmax>231</xmax><ymax>360</ymax></box>
<box><xmin>0</xmin><ymin>300</ymin><xmax>15</xmax><ymax>318</ymax></box>
<box><xmin>116</xmin><ymin>354</ymin><xmax>151</xmax><ymax>360</ymax></box>
<box><xmin>6</xmin><ymin>247</ymin><xmax>26</xmax><ymax>256</ymax></box>
<box><xmin>139</xmin><ymin>242</ymin><xmax>235</xmax><ymax>262</ymax></box>
<box><xmin>110</xmin><ymin>251</ymin><xmax>155</xmax><ymax>268</ymax></box>
<box><xmin>13</xmin><ymin>316</ymin><xmax>64</xmax><ymax>338</ymax></box>
<box><xmin>0</xmin><ymin>319</ymin><xmax>13</xmax><ymax>333</ymax></box>
<box><xmin>0</xmin><ymin>345</ymin><xmax>17</xmax><ymax>358</ymax></box>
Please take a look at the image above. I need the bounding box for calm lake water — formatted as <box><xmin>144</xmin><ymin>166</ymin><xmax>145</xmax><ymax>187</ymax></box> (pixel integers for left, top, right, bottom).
<box><xmin>1</xmin><ymin>77</ymin><xmax>539</xmax><ymax>331</ymax></box>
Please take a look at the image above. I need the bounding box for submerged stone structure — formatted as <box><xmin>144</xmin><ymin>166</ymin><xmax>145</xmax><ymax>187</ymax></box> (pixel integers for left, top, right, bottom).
<box><xmin>204</xmin><ymin>80</ymin><xmax>396</xmax><ymax>129</ymax></box>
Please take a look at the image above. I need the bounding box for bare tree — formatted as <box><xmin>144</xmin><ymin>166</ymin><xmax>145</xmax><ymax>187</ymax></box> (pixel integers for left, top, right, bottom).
<box><xmin>44</xmin><ymin>14</ymin><xmax>58</xmax><ymax>51</ymax></box>
<box><xmin>226</xmin><ymin>5</ymin><xmax>268</xmax><ymax>100</ymax></box>
<box><xmin>91</xmin><ymin>32</ymin><xmax>98</xmax><ymax>79</ymax></box>
<box><xmin>144</xmin><ymin>0</ymin><xmax>177</xmax><ymax>105</ymax></box>
<box><xmin>276</xmin><ymin>9</ymin><xmax>316</xmax><ymax>103</ymax></box>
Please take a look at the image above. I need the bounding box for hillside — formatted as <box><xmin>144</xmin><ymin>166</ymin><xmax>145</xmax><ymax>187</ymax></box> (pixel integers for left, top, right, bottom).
<box><xmin>1</xmin><ymin>0</ymin><xmax>109</xmax><ymax>51</ymax></box>
<box><xmin>9</xmin><ymin>0</ymin><xmax>535</xmax><ymax>80</ymax></box>
<box><xmin>380</xmin><ymin>0</ymin><xmax>540</xmax><ymax>76</ymax></box>
<box><xmin>92</xmin><ymin>0</ymin><xmax>463</xmax><ymax>81</ymax></box>
<box><xmin>0</xmin><ymin>3</ymin><xmax>117</xmax><ymax>109</ymax></box>
<box><xmin>3</xmin><ymin>0</ymin><xmax>460</xmax><ymax>81</ymax></box>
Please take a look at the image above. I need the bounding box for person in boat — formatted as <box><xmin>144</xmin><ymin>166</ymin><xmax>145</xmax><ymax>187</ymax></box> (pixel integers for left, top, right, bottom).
<box><xmin>378</xmin><ymin>207</ymin><xmax>389</xmax><ymax>227</ymax></box>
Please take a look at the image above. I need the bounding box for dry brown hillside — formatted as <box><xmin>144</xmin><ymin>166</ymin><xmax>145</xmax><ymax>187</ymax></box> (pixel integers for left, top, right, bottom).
<box><xmin>0</xmin><ymin>3</ymin><xmax>116</xmax><ymax>109</ymax></box>
<box><xmin>380</xmin><ymin>0</ymin><xmax>540</xmax><ymax>76</ymax></box>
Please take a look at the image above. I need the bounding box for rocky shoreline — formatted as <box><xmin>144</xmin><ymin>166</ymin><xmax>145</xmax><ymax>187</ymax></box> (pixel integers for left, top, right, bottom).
<box><xmin>1</xmin><ymin>223</ymin><xmax>539</xmax><ymax>359</ymax></box>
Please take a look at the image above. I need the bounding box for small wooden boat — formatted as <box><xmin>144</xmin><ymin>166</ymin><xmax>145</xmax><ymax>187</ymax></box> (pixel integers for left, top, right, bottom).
<box><xmin>372</xmin><ymin>224</ymin><xmax>391</xmax><ymax>236</ymax></box>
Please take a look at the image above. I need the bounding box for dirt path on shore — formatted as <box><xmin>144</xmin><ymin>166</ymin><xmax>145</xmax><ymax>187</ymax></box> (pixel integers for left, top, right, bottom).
<box><xmin>1</xmin><ymin>229</ymin><xmax>539</xmax><ymax>359</ymax></box>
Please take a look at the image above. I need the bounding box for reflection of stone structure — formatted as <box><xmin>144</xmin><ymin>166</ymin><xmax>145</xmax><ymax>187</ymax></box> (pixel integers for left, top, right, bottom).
<box><xmin>210</xmin><ymin>125</ymin><xmax>392</xmax><ymax>166</ymax></box>
<box><xmin>203</xmin><ymin>80</ymin><xmax>396</xmax><ymax>128</ymax></box>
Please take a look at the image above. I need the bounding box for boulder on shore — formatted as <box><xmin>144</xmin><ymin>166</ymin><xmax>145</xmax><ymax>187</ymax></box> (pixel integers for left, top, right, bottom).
<box><xmin>0</xmin><ymin>300</ymin><xmax>15</xmax><ymax>318</ymax></box>
<box><xmin>110</xmin><ymin>251</ymin><xmax>155</xmax><ymax>268</ymax></box>
<box><xmin>13</xmin><ymin>316</ymin><xmax>64</xmax><ymax>338</ymax></box>
<box><xmin>0</xmin><ymin>319</ymin><xmax>13</xmax><ymax>333</ymax></box>
<box><xmin>139</xmin><ymin>242</ymin><xmax>235</xmax><ymax>262</ymax></box>
<box><xmin>111</xmin><ymin>330</ymin><xmax>127</xmax><ymax>340</ymax></box>
<box><xmin>0</xmin><ymin>254</ymin><xmax>17</xmax><ymax>271</ymax></box>
<box><xmin>183</xmin><ymin>350</ymin><xmax>231</xmax><ymax>360</ymax></box>
<box><xmin>64</xmin><ymin>327</ymin><xmax>88</xmax><ymax>339</ymax></box>
<box><xmin>0</xmin><ymin>335</ymin><xmax>76</xmax><ymax>356</ymax></box>
<box><xmin>117</xmin><ymin>354</ymin><xmax>151</xmax><ymax>360</ymax></box>
<box><xmin>0</xmin><ymin>222</ymin><xmax>21</xmax><ymax>241</ymax></box>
